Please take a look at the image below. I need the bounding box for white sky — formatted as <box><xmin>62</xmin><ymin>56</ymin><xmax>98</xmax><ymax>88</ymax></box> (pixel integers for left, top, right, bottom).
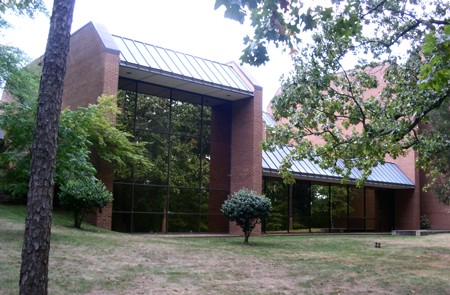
<box><xmin>2</xmin><ymin>0</ymin><xmax>294</xmax><ymax>109</ymax></box>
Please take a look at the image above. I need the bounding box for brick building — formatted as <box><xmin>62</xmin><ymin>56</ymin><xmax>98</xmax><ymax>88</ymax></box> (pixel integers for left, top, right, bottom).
<box><xmin>61</xmin><ymin>22</ymin><xmax>262</xmax><ymax>233</ymax></box>
<box><xmin>58</xmin><ymin>22</ymin><xmax>448</xmax><ymax>234</ymax></box>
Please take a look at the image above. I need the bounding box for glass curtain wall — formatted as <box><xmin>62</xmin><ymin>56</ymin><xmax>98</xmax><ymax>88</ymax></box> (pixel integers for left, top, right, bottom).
<box><xmin>263</xmin><ymin>178</ymin><xmax>289</xmax><ymax>232</ymax></box>
<box><xmin>112</xmin><ymin>78</ymin><xmax>229</xmax><ymax>233</ymax></box>
<box><xmin>262</xmin><ymin>177</ymin><xmax>391</xmax><ymax>233</ymax></box>
<box><xmin>291</xmin><ymin>182</ymin><xmax>310</xmax><ymax>232</ymax></box>
<box><xmin>310</xmin><ymin>184</ymin><xmax>330</xmax><ymax>232</ymax></box>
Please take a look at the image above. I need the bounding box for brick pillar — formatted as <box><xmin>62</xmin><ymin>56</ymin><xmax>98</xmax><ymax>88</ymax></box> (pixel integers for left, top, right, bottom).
<box><xmin>62</xmin><ymin>22</ymin><xmax>120</xmax><ymax>230</ymax></box>
<box><xmin>391</xmin><ymin>152</ymin><xmax>421</xmax><ymax>230</ymax></box>
<box><xmin>229</xmin><ymin>86</ymin><xmax>263</xmax><ymax>235</ymax></box>
<box><xmin>208</xmin><ymin>103</ymin><xmax>232</xmax><ymax>232</ymax></box>
<box><xmin>419</xmin><ymin>170</ymin><xmax>450</xmax><ymax>230</ymax></box>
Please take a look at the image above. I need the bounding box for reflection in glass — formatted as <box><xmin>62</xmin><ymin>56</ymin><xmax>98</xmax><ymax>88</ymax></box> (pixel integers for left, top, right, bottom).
<box><xmin>112</xmin><ymin>183</ymin><xmax>132</xmax><ymax>211</ymax></box>
<box><xmin>133</xmin><ymin>185</ymin><xmax>165</xmax><ymax>213</ymax></box>
<box><xmin>112</xmin><ymin>212</ymin><xmax>131</xmax><ymax>232</ymax></box>
<box><xmin>169</xmin><ymin>188</ymin><xmax>200</xmax><ymax>213</ymax></box>
<box><xmin>292</xmin><ymin>182</ymin><xmax>310</xmax><ymax>232</ymax></box>
<box><xmin>133</xmin><ymin>213</ymin><xmax>164</xmax><ymax>233</ymax></box>
<box><xmin>310</xmin><ymin>184</ymin><xmax>330</xmax><ymax>232</ymax></box>
<box><xmin>262</xmin><ymin>177</ymin><xmax>387</xmax><ymax>233</ymax></box>
<box><xmin>264</xmin><ymin>179</ymin><xmax>288</xmax><ymax>233</ymax></box>
<box><xmin>330</xmin><ymin>186</ymin><xmax>347</xmax><ymax>231</ymax></box>
<box><xmin>113</xmin><ymin>79</ymin><xmax>222</xmax><ymax>233</ymax></box>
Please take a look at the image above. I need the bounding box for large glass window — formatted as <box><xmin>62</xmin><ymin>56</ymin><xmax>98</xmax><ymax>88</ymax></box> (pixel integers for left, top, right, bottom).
<box><xmin>262</xmin><ymin>177</ymin><xmax>391</xmax><ymax>233</ymax></box>
<box><xmin>310</xmin><ymin>184</ymin><xmax>330</xmax><ymax>232</ymax></box>
<box><xmin>330</xmin><ymin>185</ymin><xmax>347</xmax><ymax>231</ymax></box>
<box><xmin>264</xmin><ymin>178</ymin><xmax>288</xmax><ymax>233</ymax></box>
<box><xmin>291</xmin><ymin>182</ymin><xmax>310</xmax><ymax>232</ymax></box>
<box><xmin>112</xmin><ymin>78</ymin><xmax>228</xmax><ymax>233</ymax></box>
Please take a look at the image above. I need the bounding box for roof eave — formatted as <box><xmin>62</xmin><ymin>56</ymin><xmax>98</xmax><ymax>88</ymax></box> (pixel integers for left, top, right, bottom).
<box><xmin>262</xmin><ymin>169</ymin><xmax>416</xmax><ymax>190</ymax></box>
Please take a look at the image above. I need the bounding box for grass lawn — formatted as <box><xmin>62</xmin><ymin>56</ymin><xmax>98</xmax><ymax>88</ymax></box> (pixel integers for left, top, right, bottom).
<box><xmin>1</xmin><ymin>204</ymin><xmax>450</xmax><ymax>294</ymax></box>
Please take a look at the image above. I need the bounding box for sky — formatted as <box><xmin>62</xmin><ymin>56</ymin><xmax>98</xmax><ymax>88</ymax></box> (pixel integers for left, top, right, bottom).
<box><xmin>2</xmin><ymin>0</ymin><xmax>294</xmax><ymax>109</ymax></box>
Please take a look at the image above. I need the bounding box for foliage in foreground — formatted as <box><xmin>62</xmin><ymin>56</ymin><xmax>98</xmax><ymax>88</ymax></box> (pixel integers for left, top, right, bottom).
<box><xmin>221</xmin><ymin>188</ymin><xmax>272</xmax><ymax>243</ymax></box>
<box><xmin>0</xmin><ymin>0</ymin><xmax>46</xmax><ymax>87</ymax></box>
<box><xmin>59</xmin><ymin>177</ymin><xmax>113</xmax><ymax>229</ymax></box>
<box><xmin>216</xmin><ymin>0</ymin><xmax>450</xmax><ymax>203</ymax></box>
<box><xmin>0</xmin><ymin>65</ymin><xmax>151</xmax><ymax>199</ymax></box>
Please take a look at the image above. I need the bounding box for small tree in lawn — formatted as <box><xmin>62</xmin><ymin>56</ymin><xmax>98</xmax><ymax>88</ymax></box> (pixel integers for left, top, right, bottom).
<box><xmin>221</xmin><ymin>188</ymin><xmax>272</xmax><ymax>243</ymax></box>
<box><xmin>58</xmin><ymin>177</ymin><xmax>113</xmax><ymax>229</ymax></box>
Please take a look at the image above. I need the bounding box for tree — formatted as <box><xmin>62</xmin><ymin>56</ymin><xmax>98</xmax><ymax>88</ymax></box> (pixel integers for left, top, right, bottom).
<box><xmin>216</xmin><ymin>0</ymin><xmax>450</xmax><ymax>202</ymax></box>
<box><xmin>0</xmin><ymin>0</ymin><xmax>46</xmax><ymax>21</ymax></box>
<box><xmin>424</xmin><ymin>98</ymin><xmax>450</xmax><ymax>204</ymax></box>
<box><xmin>221</xmin><ymin>188</ymin><xmax>272</xmax><ymax>243</ymax></box>
<box><xmin>58</xmin><ymin>177</ymin><xmax>113</xmax><ymax>229</ymax></box>
<box><xmin>19</xmin><ymin>0</ymin><xmax>75</xmax><ymax>294</ymax></box>
<box><xmin>0</xmin><ymin>0</ymin><xmax>46</xmax><ymax>87</ymax></box>
<box><xmin>0</xmin><ymin>89</ymin><xmax>150</xmax><ymax>199</ymax></box>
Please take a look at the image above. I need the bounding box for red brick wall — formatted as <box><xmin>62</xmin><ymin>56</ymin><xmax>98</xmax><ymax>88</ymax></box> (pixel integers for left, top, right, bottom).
<box><xmin>419</xmin><ymin>170</ymin><xmax>450</xmax><ymax>230</ymax></box>
<box><xmin>230</xmin><ymin>89</ymin><xmax>263</xmax><ymax>193</ymax></box>
<box><xmin>63</xmin><ymin>23</ymin><xmax>119</xmax><ymax>109</ymax></box>
<box><xmin>385</xmin><ymin>149</ymin><xmax>420</xmax><ymax>229</ymax></box>
<box><xmin>62</xmin><ymin>23</ymin><xmax>119</xmax><ymax>229</ymax></box>
<box><xmin>387</xmin><ymin>150</ymin><xmax>449</xmax><ymax>230</ymax></box>
<box><xmin>208</xmin><ymin>103</ymin><xmax>232</xmax><ymax>232</ymax></box>
<box><xmin>395</xmin><ymin>189</ymin><xmax>419</xmax><ymax>229</ymax></box>
<box><xmin>229</xmin><ymin>86</ymin><xmax>263</xmax><ymax>235</ymax></box>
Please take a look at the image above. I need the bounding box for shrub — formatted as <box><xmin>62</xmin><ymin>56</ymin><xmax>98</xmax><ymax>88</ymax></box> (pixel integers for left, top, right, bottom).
<box><xmin>221</xmin><ymin>188</ymin><xmax>272</xmax><ymax>243</ymax></box>
<box><xmin>420</xmin><ymin>215</ymin><xmax>431</xmax><ymax>230</ymax></box>
<box><xmin>58</xmin><ymin>177</ymin><xmax>113</xmax><ymax>229</ymax></box>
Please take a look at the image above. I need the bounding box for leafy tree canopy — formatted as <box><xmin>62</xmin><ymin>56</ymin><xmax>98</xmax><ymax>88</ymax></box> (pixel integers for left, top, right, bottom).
<box><xmin>0</xmin><ymin>0</ymin><xmax>46</xmax><ymax>20</ymax></box>
<box><xmin>0</xmin><ymin>0</ymin><xmax>47</xmax><ymax>86</ymax></box>
<box><xmin>0</xmin><ymin>66</ymin><xmax>152</xmax><ymax>199</ymax></box>
<box><xmin>216</xmin><ymin>0</ymin><xmax>450</xmax><ymax>203</ymax></box>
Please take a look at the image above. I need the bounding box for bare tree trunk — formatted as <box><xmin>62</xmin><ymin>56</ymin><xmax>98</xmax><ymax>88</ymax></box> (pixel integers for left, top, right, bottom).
<box><xmin>19</xmin><ymin>1</ymin><xmax>76</xmax><ymax>294</ymax></box>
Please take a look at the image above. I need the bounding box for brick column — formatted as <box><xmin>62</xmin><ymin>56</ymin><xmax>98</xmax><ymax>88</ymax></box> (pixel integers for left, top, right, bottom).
<box><xmin>390</xmin><ymin>152</ymin><xmax>420</xmax><ymax>230</ymax></box>
<box><xmin>208</xmin><ymin>103</ymin><xmax>232</xmax><ymax>232</ymax></box>
<box><xmin>229</xmin><ymin>86</ymin><xmax>263</xmax><ymax>235</ymax></box>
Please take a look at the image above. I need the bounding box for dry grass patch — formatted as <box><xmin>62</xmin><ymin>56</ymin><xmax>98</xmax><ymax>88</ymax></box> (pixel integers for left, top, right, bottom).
<box><xmin>1</xmin><ymin>204</ymin><xmax>450</xmax><ymax>294</ymax></box>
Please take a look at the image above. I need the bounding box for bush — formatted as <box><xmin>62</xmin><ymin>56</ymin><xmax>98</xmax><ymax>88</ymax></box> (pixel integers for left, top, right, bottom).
<box><xmin>58</xmin><ymin>177</ymin><xmax>113</xmax><ymax>229</ymax></box>
<box><xmin>420</xmin><ymin>215</ymin><xmax>431</xmax><ymax>230</ymax></box>
<box><xmin>221</xmin><ymin>188</ymin><xmax>272</xmax><ymax>243</ymax></box>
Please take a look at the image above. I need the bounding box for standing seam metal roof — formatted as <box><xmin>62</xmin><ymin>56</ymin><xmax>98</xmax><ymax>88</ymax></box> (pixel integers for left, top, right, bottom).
<box><xmin>262</xmin><ymin>113</ymin><xmax>415</xmax><ymax>189</ymax></box>
<box><xmin>112</xmin><ymin>35</ymin><xmax>253</xmax><ymax>96</ymax></box>
<box><xmin>262</xmin><ymin>146</ymin><xmax>415</xmax><ymax>188</ymax></box>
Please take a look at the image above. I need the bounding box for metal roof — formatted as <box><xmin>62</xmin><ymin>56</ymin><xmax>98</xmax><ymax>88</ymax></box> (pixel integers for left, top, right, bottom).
<box><xmin>111</xmin><ymin>35</ymin><xmax>254</xmax><ymax>101</ymax></box>
<box><xmin>262</xmin><ymin>145</ymin><xmax>414</xmax><ymax>189</ymax></box>
<box><xmin>262</xmin><ymin>112</ymin><xmax>414</xmax><ymax>188</ymax></box>
<box><xmin>263</xmin><ymin>112</ymin><xmax>277</xmax><ymax>127</ymax></box>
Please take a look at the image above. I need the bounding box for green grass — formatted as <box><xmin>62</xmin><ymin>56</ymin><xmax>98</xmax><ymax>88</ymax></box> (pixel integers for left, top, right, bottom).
<box><xmin>1</xmin><ymin>204</ymin><xmax>450</xmax><ymax>294</ymax></box>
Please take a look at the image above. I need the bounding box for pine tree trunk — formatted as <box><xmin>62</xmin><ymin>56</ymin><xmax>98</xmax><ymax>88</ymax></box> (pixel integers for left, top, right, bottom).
<box><xmin>19</xmin><ymin>1</ymin><xmax>75</xmax><ymax>294</ymax></box>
